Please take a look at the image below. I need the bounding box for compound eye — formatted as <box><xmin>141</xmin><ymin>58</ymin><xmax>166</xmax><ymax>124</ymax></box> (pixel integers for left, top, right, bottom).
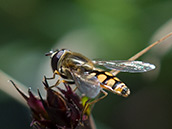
<box><xmin>56</xmin><ymin>50</ymin><xmax>64</xmax><ymax>59</ymax></box>
<box><xmin>51</xmin><ymin>50</ymin><xmax>64</xmax><ymax>72</ymax></box>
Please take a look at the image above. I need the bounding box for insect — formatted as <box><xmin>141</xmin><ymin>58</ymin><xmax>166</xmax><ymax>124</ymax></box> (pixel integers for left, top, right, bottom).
<box><xmin>46</xmin><ymin>49</ymin><xmax>155</xmax><ymax>103</ymax></box>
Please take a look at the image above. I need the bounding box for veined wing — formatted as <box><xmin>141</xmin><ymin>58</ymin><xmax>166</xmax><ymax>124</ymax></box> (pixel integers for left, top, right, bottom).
<box><xmin>70</xmin><ymin>70</ymin><xmax>101</xmax><ymax>98</ymax></box>
<box><xmin>92</xmin><ymin>60</ymin><xmax>156</xmax><ymax>73</ymax></box>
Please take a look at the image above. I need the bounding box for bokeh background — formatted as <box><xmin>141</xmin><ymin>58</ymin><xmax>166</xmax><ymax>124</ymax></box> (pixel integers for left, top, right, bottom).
<box><xmin>0</xmin><ymin>0</ymin><xmax>172</xmax><ymax>129</ymax></box>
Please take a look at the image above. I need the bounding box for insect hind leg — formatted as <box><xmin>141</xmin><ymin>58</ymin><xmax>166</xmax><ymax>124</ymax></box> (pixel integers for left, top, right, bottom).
<box><xmin>82</xmin><ymin>89</ymin><xmax>108</xmax><ymax>114</ymax></box>
<box><xmin>80</xmin><ymin>90</ymin><xmax>108</xmax><ymax>125</ymax></box>
<box><xmin>110</xmin><ymin>70</ymin><xmax>119</xmax><ymax>76</ymax></box>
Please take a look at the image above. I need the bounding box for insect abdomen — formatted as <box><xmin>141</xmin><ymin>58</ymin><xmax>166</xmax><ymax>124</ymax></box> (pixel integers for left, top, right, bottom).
<box><xmin>92</xmin><ymin>71</ymin><xmax>119</xmax><ymax>88</ymax></box>
<box><xmin>91</xmin><ymin>71</ymin><xmax>130</xmax><ymax>97</ymax></box>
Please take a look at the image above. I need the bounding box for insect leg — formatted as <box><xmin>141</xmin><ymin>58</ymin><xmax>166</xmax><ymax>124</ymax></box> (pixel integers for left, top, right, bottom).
<box><xmin>110</xmin><ymin>70</ymin><xmax>119</xmax><ymax>76</ymax></box>
<box><xmin>89</xmin><ymin>89</ymin><xmax>108</xmax><ymax>105</ymax></box>
<box><xmin>44</xmin><ymin>75</ymin><xmax>66</xmax><ymax>89</ymax></box>
<box><xmin>83</xmin><ymin>89</ymin><xmax>108</xmax><ymax>114</ymax></box>
<box><xmin>80</xmin><ymin>90</ymin><xmax>108</xmax><ymax>125</ymax></box>
<box><xmin>46</xmin><ymin>70</ymin><xmax>60</xmax><ymax>80</ymax></box>
<box><xmin>73</xmin><ymin>86</ymin><xmax>78</xmax><ymax>92</ymax></box>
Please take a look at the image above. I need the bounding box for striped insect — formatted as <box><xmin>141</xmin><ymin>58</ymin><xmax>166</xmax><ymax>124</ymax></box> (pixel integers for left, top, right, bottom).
<box><xmin>46</xmin><ymin>49</ymin><xmax>155</xmax><ymax>103</ymax></box>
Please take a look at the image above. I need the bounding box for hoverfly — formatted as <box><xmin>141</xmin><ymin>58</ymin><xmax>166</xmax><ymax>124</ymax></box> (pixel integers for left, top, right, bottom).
<box><xmin>46</xmin><ymin>49</ymin><xmax>155</xmax><ymax>103</ymax></box>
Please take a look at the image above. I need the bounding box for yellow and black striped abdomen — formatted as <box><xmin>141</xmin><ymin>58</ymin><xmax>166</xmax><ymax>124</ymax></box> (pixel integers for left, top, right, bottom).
<box><xmin>90</xmin><ymin>71</ymin><xmax>130</xmax><ymax>97</ymax></box>
<box><xmin>94</xmin><ymin>71</ymin><xmax>120</xmax><ymax>89</ymax></box>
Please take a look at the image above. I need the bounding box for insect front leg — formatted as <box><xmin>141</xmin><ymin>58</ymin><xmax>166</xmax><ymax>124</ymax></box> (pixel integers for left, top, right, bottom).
<box><xmin>45</xmin><ymin>70</ymin><xmax>67</xmax><ymax>89</ymax></box>
<box><xmin>46</xmin><ymin>70</ymin><xmax>60</xmax><ymax>80</ymax></box>
<box><xmin>44</xmin><ymin>75</ymin><xmax>66</xmax><ymax>89</ymax></box>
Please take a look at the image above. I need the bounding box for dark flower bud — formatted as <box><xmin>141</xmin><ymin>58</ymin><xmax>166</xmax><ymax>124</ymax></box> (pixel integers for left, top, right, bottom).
<box><xmin>10</xmin><ymin>76</ymin><xmax>94</xmax><ymax>129</ymax></box>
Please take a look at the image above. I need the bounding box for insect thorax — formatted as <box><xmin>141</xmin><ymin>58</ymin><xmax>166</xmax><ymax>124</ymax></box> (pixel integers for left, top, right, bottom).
<box><xmin>57</xmin><ymin>52</ymin><xmax>94</xmax><ymax>80</ymax></box>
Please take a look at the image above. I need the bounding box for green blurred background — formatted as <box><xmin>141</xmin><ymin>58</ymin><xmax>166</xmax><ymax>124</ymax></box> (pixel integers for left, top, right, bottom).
<box><xmin>0</xmin><ymin>0</ymin><xmax>172</xmax><ymax>129</ymax></box>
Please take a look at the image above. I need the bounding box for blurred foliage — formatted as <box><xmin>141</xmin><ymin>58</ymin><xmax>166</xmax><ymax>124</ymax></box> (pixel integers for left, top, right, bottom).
<box><xmin>0</xmin><ymin>0</ymin><xmax>172</xmax><ymax>129</ymax></box>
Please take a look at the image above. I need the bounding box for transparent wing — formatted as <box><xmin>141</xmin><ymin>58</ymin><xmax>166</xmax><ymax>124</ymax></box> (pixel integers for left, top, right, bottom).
<box><xmin>70</xmin><ymin>70</ymin><xmax>101</xmax><ymax>98</ymax></box>
<box><xmin>92</xmin><ymin>60</ymin><xmax>156</xmax><ymax>73</ymax></box>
